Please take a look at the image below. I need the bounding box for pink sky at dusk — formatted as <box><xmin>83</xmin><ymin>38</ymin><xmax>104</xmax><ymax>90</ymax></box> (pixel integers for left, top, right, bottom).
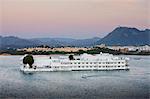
<box><xmin>0</xmin><ymin>0</ymin><xmax>149</xmax><ymax>38</ymax></box>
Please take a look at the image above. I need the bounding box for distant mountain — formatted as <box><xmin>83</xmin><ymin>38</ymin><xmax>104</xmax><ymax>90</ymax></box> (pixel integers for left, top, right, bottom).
<box><xmin>31</xmin><ymin>37</ymin><xmax>101</xmax><ymax>47</ymax></box>
<box><xmin>30</xmin><ymin>38</ymin><xmax>66</xmax><ymax>47</ymax></box>
<box><xmin>0</xmin><ymin>36</ymin><xmax>101</xmax><ymax>49</ymax></box>
<box><xmin>0</xmin><ymin>36</ymin><xmax>38</xmax><ymax>50</ymax></box>
<box><xmin>68</xmin><ymin>37</ymin><xmax>101</xmax><ymax>47</ymax></box>
<box><xmin>97</xmin><ymin>27</ymin><xmax>150</xmax><ymax>46</ymax></box>
<box><xmin>0</xmin><ymin>26</ymin><xmax>149</xmax><ymax>50</ymax></box>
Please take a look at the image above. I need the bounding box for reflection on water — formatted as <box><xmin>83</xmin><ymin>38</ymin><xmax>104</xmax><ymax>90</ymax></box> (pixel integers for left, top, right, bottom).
<box><xmin>0</xmin><ymin>55</ymin><xmax>149</xmax><ymax>99</ymax></box>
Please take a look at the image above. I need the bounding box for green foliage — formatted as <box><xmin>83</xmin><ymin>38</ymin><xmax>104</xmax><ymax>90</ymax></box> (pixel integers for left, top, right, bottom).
<box><xmin>69</xmin><ymin>55</ymin><xmax>74</xmax><ymax>60</ymax></box>
<box><xmin>23</xmin><ymin>54</ymin><xmax>34</xmax><ymax>68</ymax></box>
<box><xmin>1</xmin><ymin>47</ymin><xmax>150</xmax><ymax>55</ymax></box>
<box><xmin>77</xmin><ymin>50</ymin><xmax>86</xmax><ymax>54</ymax></box>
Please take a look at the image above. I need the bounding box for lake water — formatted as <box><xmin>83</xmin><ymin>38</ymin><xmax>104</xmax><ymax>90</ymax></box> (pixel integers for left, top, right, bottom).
<box><xmin>0</xmin><ymin>55</ymin><xmax>149</xmax><ymax>99</ymax></box>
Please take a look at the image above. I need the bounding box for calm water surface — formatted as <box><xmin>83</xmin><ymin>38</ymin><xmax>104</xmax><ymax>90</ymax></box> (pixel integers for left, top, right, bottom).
<box><xmin>0</xmin><ymin>55</ymin><xmax>149</xmax><ymax>99</ymax></box>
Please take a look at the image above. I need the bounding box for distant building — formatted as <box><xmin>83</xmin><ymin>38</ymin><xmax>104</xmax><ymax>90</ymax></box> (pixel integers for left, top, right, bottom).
<box><xmin>119</xmin><ymin>48</ymin><xmax>129</xmax><ymax>53</ymax></box>
<box><xmin>138</xmin><ymin>45</ymin><xmax>150</xmax><ymax>52</ymax></box>
<box><xmin>17</xmin><ymin>47</ymin><xmax>91</xmax><ymax>52</ymax></box>
<box><xmin>96</xmin><ymin>44</ymin><xmax>106</xmax><ymax>48</ymax></box>
<box><xmin>107</xmin><ymin>45</ymin><xmax>150</xmax><ymax>52</ymax></box>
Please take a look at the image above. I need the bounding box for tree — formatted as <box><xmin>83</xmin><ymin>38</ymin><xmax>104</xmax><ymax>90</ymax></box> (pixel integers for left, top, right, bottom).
<box><xmin>78</xmin><ymin>50</ymin><xmax>85</xmax><ymax>54</ymax></box>
<box><xmin>23</xmin><ymin>54</ymin><xmax>34</xmax><ymax>68</ymax></box>
<box><xmin>69</xmin><ymin>55</ymin><xmax>74</xmax><ymax>60</ymax></box>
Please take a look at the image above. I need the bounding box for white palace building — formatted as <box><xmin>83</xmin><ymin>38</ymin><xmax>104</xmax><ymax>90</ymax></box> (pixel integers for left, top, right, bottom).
<box><xmin>21</xmin><ymin>53</ymin><xmax>129</xmax><ymax>72</ymax></box>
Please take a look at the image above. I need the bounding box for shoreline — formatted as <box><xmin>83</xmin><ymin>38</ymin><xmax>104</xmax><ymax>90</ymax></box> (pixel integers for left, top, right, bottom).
<box><xmin>1</xmin><ymin>47</ymin><xmax>150</xmax><ymax>56</ymax></box>
<box><xmin>0</xmin><ymin>53</ymin><xmax>150</xmax><ymax>56</ymax></box>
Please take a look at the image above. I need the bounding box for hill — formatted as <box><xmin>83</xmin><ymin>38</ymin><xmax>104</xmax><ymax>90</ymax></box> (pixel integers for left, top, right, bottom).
<box><xmin>32</xmin><ymin>37</ymin><xmax>101</xmax><ymax>47</ymax></box>
<box><xmin>0</xmin><ymin>36</ymin><xmax>101</xmax><ymax>49</ymax></box>
<box><xmin>0</xmin><ymin>26</ymin><xmax>149</xmax><ymax>49</ymax></box>
<box><xmin>97</xmin><ymin>27</ymin><xmax>150</xmax><ymax>46</ymax></box>
<box><xmin>0</xmin><ymin>36</ymin><xmax>38</xmax><ymax>50</ymax></box>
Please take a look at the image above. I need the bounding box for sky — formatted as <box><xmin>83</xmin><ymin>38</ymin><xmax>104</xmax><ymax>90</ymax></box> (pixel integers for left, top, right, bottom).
<box><xmin>0</xmin><ymin>0</ymin><xmax>149</xmax><ymax>38</ymax></box>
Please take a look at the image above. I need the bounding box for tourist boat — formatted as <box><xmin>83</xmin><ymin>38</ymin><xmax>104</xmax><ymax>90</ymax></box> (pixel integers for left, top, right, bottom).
<box><xmin>20</xmin><ymin>53</ymin><xmax>129</xmax><ymax>72</ymax></box>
